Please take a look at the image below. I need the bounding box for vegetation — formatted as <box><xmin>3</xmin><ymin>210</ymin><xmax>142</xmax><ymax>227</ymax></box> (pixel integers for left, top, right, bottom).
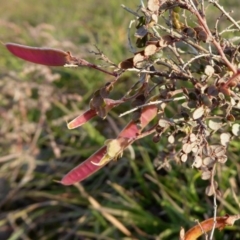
<box><xmin>1</xmin><ymin>0</ymin><xmax>240</xmax><ymax>239</ymax></box>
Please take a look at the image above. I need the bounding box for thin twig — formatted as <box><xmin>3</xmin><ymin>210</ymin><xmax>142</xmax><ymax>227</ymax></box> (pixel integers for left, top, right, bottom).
<box><xmin>214</xmin><ymin>13</ymin><xmax>225</xmax><ymax>40</ymax></box>
<box><xmin>119</xmin><ymin>96</ymin><xmax>186</xmax><ymax>117</ymax></box>
<box><xmin>128</xmin><ymin>20</ymin><xmax>136</xmax><ymax>53</ymax></box>
<box><xmin>168</xmin><ymin>44</ymin><xmax>193</xmax><ymax>77</ymax></box>
<box><xmin>183</xmin><ymin>53</ymin><xmax>211</xmax><ymax>70</ymax></box>
<box><xmin>125</xmin><ymin>67</ymin><xmax>195</xmax><ymax>81</ymax></box>
<box><xmin>121</xmin><ymin>4</ymin><xmax>140</xmax><ymax>17</ymax></box>
<box><xmin>156</xmin><ymin>23</ymin><xmax>208</xmax><ymax>54</ymax></box>
<box><xmin>200</xmin><ymin>0</ymin><xmax>205</xmax><ymax>16</ymax></box>
<box><xmin>187</xmin><ymin>0</ymin><xmax>237</xmax><ymax>73</ymax></box>
<box><xmin>90</xmin><ymin>45</ymin><xmax>117</xmax><ymax>66</ymax></box>
<box><xmin>209</xmin><ymin>164</ymin><xmax>218</xmax><ymax>240</ymax></box>
<box><xmin>219</xmin><ymin>20</ymin><xmax>240</xmax><ymax>35</ymax></box>
<box><xmin>64</xmin><ymin>63</ymin><xmax>118</xmax><ymax>77</ymax></box>
<box><xmin>140</xmin><ymin>0</ymin><xmax>145</xmax><ymax>8</ymax></box>
<box><xmin>220</xmin><ymin>29</ymin><xmax>240</xmax><ymax>35</ymax></box>
<box><xmin>209</xmin><ymin>0</ymin><xmax>240</xmax><ymax>31</ymax></box>
<box><xmin>208</xmin><ymin>44</ymin><xmax>214</xmax><ymax>66</ymax></box>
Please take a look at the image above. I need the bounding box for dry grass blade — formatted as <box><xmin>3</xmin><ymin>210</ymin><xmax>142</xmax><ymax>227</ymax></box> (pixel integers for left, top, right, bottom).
<box><xmin>74</xmin><ymin>183</ymin><xmax>132</xmax><ymax>237</ymax></box>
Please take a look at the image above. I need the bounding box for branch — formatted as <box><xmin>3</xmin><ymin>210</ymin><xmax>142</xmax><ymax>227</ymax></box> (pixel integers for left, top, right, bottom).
<box><xmin>119</xmin><ymin>96</ymin><xmax>186</xmax><ymax>117</ymax></box>
<box><xmin>209</xmin><ymin>0</ymin><xmax>240</xmax><ymax>31</ymax></box>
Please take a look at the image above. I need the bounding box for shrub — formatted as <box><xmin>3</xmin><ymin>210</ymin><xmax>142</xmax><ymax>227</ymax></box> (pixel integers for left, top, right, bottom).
<box><xmin>5</xmin><ymin>0</ymin><xmax>240</xmax><ymax>239</ymax></box>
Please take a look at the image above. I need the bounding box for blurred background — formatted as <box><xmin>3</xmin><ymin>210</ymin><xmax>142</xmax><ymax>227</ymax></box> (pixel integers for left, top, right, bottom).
<box><xmin>0</xmin><ymin>0</ymin><xmax>240</xmax><ymax>239</ymax></box>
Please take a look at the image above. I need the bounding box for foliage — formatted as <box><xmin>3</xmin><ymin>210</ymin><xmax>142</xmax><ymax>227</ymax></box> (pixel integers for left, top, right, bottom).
<box><xmin>1</xmin><ymin>0</ymin><xmax>240</xmax><ymax>239</ymax></box>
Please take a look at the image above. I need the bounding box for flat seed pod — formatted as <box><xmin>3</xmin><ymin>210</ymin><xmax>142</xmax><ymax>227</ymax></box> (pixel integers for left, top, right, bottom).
<box><xmin>61</xmin><ymin>147</ymin><xmax>107</xmax><ymax>185</ymax></box>
<box><xmin>6</xmin><ymin>42</ymin><xmax>69</xmax><ymax>66</ymax></box>
<box><xmin>67</xmin><ymin>109</ymin><xmax>97</xmax><ymax>129</ymax></box>
<box><xmin>184</xmin><ymin>215</ymin><xmax>240</xmax><ymax>240</ymax></box>
<box><xmin>62</xmin><ymin>105</ymin><xmax>158</xmax><ymax>184</ymax></box>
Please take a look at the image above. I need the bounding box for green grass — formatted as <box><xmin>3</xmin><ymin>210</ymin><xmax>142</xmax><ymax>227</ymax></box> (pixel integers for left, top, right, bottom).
<box><xmin>0</xmin><ymin>1</ymin><xmax>240</xmax><ymax>239</ymax></box>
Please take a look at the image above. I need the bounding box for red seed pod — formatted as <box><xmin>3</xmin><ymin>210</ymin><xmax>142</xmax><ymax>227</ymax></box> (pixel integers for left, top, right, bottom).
<box><xmin>6</xmin><ymin>43</ymin><xmax>69</xmax><ymax>66</ymax></box>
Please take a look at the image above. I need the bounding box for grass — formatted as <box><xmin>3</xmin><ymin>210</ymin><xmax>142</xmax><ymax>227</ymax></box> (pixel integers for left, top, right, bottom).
<box><xmin>0</xmin><ymin>1</ymin><xmax>240</xmax><ymax>239</ymax></box>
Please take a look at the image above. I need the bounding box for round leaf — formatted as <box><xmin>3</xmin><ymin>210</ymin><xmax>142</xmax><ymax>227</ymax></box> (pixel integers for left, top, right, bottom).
<box><xmin>204</xmin><ymin>65</ymin><xmax>215</xmax><ymax>76</ymax></box>
<box><xmin>192</xmin><ymin>155</ymin><xmax>202</xmax><ymax>168</ymax></box>
<box><xmin>182</xmin><ymin>143</ymin><xmax>193</xmax><ymax>154</ymax></box>
<box><xmin>209</xmin><ymin>118</ymin><xmax>223</xmax><ymax>131</ymax></box>
<box><xmin>232</xmin><ymin>123</ymin><xmax>240</xmax><ymax>136</ymax></box>
<box><xmin>168</xmin><ymin>135</ymin><xmax>175</xmax><ymax>144</ymax></box>
<box><xmin>192</xmin><ymin>106</ymin><xmax>204</xmax><ymax>120</ymax></box>
<box><xmin>201</xmin><ymin>170</ymin><xmax>211</xmax><ymax>180</ymax></box>
<box><xmin>181</xmin><ymin>153</ymin><xmax>188</xmax><ymax>162</ymax></box>
<box><xmin>220</xmin><ymin>133</ymin><xmax>231</xmax><ymax>146</ymax></box>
